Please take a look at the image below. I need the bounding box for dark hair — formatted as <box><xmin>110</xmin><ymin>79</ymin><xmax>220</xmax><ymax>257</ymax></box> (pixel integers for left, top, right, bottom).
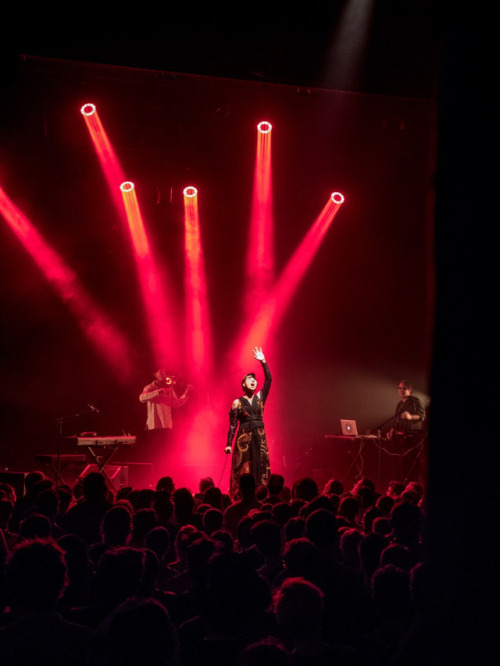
<box><xmin>6</xmin><ymin>538</ymin><xmax>67</xmax><ymax>609</ymax></box>
<box><xmin>241</xmin><ymin>372</ymin><xmax>256</xmax><ymax>388</ymax></box>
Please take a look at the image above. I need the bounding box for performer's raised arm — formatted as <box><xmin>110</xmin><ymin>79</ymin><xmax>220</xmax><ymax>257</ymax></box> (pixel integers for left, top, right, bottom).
<box><xmin>253</xmin><ymin>346</ymin><xmax>272</xmax><ymax>404</ymax></box>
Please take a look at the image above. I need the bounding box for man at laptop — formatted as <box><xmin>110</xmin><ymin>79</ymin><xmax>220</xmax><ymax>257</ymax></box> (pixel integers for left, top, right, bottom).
<box><xmin>387</xmin><ymin>379</ymin><xmax>425</xmax><ymax>439</ymax></box>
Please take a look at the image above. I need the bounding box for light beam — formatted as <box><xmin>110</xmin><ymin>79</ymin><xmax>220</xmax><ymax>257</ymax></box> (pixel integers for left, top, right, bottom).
<box><xmin>244</xmin><ymin>121</ymin><xmax>275</xmax><ymax>317</ymax></box>
<box><xmin>236</xmin><ymin>193</ymin><xmax>345</xmax><ymax>367</ymax></box>
<box><xmin>0</xmin><ymin>185</ymin><xmax>135</xmax><ymax>381</ymax></box>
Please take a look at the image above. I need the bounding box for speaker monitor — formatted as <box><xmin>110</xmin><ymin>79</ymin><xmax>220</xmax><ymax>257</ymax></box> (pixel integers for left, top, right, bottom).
<box><xmin>121</xmin><ymin>463</ymin><xmax>154</xmax><ymax>490</ymax></box>
<box><xmin>0</xmin><ymin>471</ymin><xmax>28</xmax><ymax>498</ymax></box>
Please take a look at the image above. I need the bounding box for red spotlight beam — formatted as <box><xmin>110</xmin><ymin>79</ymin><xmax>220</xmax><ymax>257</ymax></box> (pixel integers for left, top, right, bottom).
<box><xmin>183</xmin><ymin>187</ymin><xmax>213</xmax><ymax>379</ymax></box>
<box><xmin>80</xmin><ymin>104</ymin><xmax>126</xmax><ymax>209</ymax></box>
<box><xmin>120</xmin><ymin>183</ymin><xmax>179</xmax><ymax>365</ymax></box>
<box><xmin>236</xmin><ymin>193</ymin><xmax>345</xmax><ymax>367</ymax></box>
<box><xmin>245</xmin><ymin>122</ymin><xmax>275</xmax><ymax>316</ymax></box>
<box><xmin>0</xmin><ymin>185</ymin><xmax>135</xmax><ymax>381</ymax></box>
<box><xmin>81</xmin><ymin>105</ymin><xmax>180</xmax><ymax>367</ymax></box>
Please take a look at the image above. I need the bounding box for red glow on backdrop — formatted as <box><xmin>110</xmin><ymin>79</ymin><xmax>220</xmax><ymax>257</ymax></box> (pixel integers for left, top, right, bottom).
<box><xmin>120</xmin><ymin>185</ymin><xmax>178</xmax><ymax>365</ymax></box>
<box><xmin>236</xmin><ymin>194</ymin><xmax>345</xmax><ymax>367</ymax></box>
<box><xmin>0</xmin><ymin>186</ymin><xmax>134</xmax><ymax>381</ymax></box>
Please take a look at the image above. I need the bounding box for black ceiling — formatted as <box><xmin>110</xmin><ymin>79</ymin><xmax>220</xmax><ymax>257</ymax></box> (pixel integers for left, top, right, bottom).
<box><xmin>5</xmin><ymin>2</ymin><xmax>439</xmax><ymax>99</ymax></box>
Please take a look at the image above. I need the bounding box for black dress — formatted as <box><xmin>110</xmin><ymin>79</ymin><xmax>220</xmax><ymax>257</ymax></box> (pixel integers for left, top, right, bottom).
<box><xmin>226</xmin><ymin>361</ymin><xmax>272</xmax><ymax>497</ymax></box>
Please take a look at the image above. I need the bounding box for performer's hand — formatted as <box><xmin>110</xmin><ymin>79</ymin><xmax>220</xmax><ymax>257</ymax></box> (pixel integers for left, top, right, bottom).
<box><xmin>401</xmin><ymin>411</ymin><xmax>413</xmax><ymax>420</ymax></box>
<box><xmin>253</xmin><ymin>346</ymin><xmax>266</xmax><ymax>362</ymax></box>
<box><xmin>224</xmin><ymin>446</ymin><xmax>232</xmax><ymax>455</ymax></box>
<box><xmin>387</xmin><ymin>428</ymin><xmax>394</xmax><ymax>440</ymax></box>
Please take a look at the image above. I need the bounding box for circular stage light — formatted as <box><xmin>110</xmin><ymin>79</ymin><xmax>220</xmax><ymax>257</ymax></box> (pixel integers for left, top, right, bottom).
<box><xmin>331</xmin><ymin>192</ymin><xmax>345</xmax><ymax>204</ymax></box>
<box><xmin>257</xmin><ymin>121</ymin><xmax>272</xmax><ymax>134</ymax></box>
<box><xmin>120</xmin><ymin>181</ymin><xmax>135</xmax><ymax>192</ymax></box>
<box><xmin>81</xmin><ymin>103</ymin><xmax>96</xmax><ymax>116</ymax></box>
<box><xmin>183</xmin><ymin>186</ymin><xmax>198</xmax><ymax>198</ymax></box>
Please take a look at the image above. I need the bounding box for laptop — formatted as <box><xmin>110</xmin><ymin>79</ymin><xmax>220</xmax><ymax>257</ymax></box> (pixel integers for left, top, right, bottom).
<box><xmin>340</xmin><ymin>419</ymin><xmax>358</xmax><ymax>437</ymax></box>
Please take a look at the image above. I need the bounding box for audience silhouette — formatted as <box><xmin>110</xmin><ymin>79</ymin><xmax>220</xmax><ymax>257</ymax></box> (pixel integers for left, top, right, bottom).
<box><xmin>0</xmin><ymin>467</ymin><xmax>428</xmax><ymax>665</ymax></box>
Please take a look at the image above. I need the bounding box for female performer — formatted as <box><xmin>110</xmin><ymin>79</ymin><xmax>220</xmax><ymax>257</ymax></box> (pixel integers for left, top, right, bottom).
<box><xmin>225</xmin><ymin>347</ymin><xmax>272</xmax><ymax>497</ymax></box>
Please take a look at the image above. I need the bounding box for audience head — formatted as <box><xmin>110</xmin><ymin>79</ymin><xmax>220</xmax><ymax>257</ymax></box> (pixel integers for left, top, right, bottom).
<box><xmin>282</xmin><ymin>537</ymin><xmax>322</xmax><ymax>582</ymax></box>
<box><xmin>238</xmin><ymin>473</ymin><xmax>257</xmax><ymax>499</ymax></box>
<box><xmin>292</xmin><ymin>477</ymin><xmax>319</xmax><ymax>502</ymax></box>
<box><xmin>363</xmin><ymin>505</ymin><xmax>383</xmax><ymax>533</ymax></box>
<box><xmin>391</xmin><ymin>501</ymin><xmax>423</xmax><ymax>545</ymax></box>
<box><xmin>93</xmin><ymin>597</ymin><xmax>178</xmax><ymax>666</ymax></box>
<box><xmin>152</xmin><ymin>490</ymin><xmax>174</xmax><ymax>524</ymax></box>
<box><xmin>5</xmin><ymin>538</ymin><xmax>67</xmax><ymax>611</ymax></box>
<box><xmin>205</xmin><ymin>552</ymin><xmax>271</xmax><ymax>632</ymax></box>
<box><xmin>376</xmin><ymin>494</ymin><xmax>395</xmax><ymax>516</ymax></box>
<box><xmin>386</xmin><ymin>480</ymin><xmax>405</xmax><ymax>499</ymax></box>
<box><xmin>0</xmin><ymin>482</ymin><xmax>17</xmax><ymax>503</ymax></box>
<box><xmin>274</xmin><ymin>577</ymin><xmax>324</xmax><ymax>642</ymax></box>
<box><xmin>340</xmin><ymin>527</ymin><xmax>362</xmax><ymax>568</ymax></box>
<box><xmin>174</xmin><ymin>524</ymin><xmax>202</xmax><ymax>564</ymax></box>
<box><xmin>380</xmin><ymin>543</ymin><xmax>413</xmax><ymax>571</ymax></box>
<box><xmin>95</xmin><ymin>546</ymin><xmax>145</xmax><ymax>605</ymax></box>
<box><xmin>284</xmin><ymin>516</ymin><xmax>306</xmax><ymax>542</ymax></box>
<box><xmin>271</xmin><ymin>501</ymin><xmax>293</xmax><ymax>528</ymax></box>
<box><xmin>156</xmin><ymin>476</ymin><xmax>175</xmax><ymax>494</ymax></box>
<box><xmin>210</xmin><ymin>529</ymin><xmax>234</xmax><ymax>554</ymax></box>
<box><xmin>199</xmin><ymin>476</ymin><xmax>214</xmax><ymax>491</ymax></box>
<box><xmin>173</xmin><ymin>487</ymin><xmax>195</xmax><ymax>518</ymax></box>
<box><xmin>358</xmin><ymin>532</ymin><xmax>390</xmax><ymax>582</ymax></box>
<box><xmin>202</xmin><ymin>507</ymin><xmax>223</xmax><ymax>535</ymax></box>
<box><xmin>237</xmin><ymin>637</ymin><xmax>291</xmax><ymax>666</ymax></box>
<box><xmin>145</xmin><ymin>526</ymin><xmax>171</xmax><ymax>559</ymax></box>
<box><xmin>203</xmin><ymin>485</ymin><xmax>224</xmax><ymax>510</ymax></box>
<box><xmin>132</xmin><ymin>507</ymin><xmax>157</xmax><ymax>542</ymax></box>
<box><xmin>101</xmin><ymin>504</ymin><xmax>132</xmax><ymax>545</ymax></box>
<box><xmin>305</xmin><ymin>508</ymin><xmax>339</xmax><ymax>550</ymax></box>
<box><xmin>371</xmin><ymin>564</ymin><xmax>413</xmax><ymax>624</ymax></box>
<box><xmin>323</xmin><ymin>478</ymin><xmax>343</xmax><ymax>496</ymax></box>
<box><xmin>24</xmin><ymin>471</ymin><xmax>46</xmax><ymax>496</ymax></box>
<box><xmin>251</xmin><ymin>519</ymin><xmax>282</xmax><ymax>558</ymax></box>
<box><xmin>267</xmin><ymin>474</ymin><xmax>285</xmax><ymax>497</ymax></box>
<box><xmin>19</xmin><ymin>512</ymin><xmax>51</xmax><ymax>539</ymax></box>
<box><xmin>337</xmin><ymin>495</ymin><xmax>360</xmax><ymax>525</ymax></box>
<box><xmin>372</xmin><ymin>516</ymin><xmax>394</xmax><ymax>538</ymax></box>
<box><xmin>83</xmin><ymin>472</ymin><xmax>109</xmax><ymax>502</ymax></box>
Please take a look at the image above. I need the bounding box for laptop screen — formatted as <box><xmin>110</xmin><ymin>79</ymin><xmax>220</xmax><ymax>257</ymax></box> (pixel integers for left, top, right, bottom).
<box><xmin>340</xmin><ymin>419</ymin><xmax>358</xmax><ymax>436</ymax></box>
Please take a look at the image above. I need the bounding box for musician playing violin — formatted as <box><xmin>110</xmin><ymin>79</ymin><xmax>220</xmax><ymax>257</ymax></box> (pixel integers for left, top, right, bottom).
<box><xmin>139</xmin><ymin>368</ymin><xmax>192</xmax><ymax>430</ymax></box>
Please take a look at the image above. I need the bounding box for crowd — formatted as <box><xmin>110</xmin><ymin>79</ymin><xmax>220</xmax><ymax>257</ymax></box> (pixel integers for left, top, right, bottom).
<box><xmin>0</xmin><ymin>468</ymin><xmax>427</xmax><ymax>665</ymax></box>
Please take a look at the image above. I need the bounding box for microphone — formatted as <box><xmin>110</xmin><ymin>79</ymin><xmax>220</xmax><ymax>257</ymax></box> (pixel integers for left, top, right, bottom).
<box><xmin>88</xmin><ymin>403</ymin><xmax>101</xmax><ymax>415</ymax></box>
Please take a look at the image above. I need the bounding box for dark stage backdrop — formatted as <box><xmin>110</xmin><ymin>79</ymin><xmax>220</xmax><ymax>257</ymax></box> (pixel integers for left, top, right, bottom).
<box><xmin>0</xmin><ymin>56</ymin><xmax>435</xmax><ymax>491</ymax></box>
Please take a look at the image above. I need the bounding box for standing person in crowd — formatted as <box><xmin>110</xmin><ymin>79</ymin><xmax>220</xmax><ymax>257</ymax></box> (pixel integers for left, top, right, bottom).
<box><xmin>225</xmin><ymin>347</ymin><xmax>272</xmax><ymax>498</ymax></box>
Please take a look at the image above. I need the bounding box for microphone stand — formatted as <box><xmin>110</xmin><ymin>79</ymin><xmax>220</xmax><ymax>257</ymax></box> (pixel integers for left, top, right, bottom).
<box><xmin>51</xmin><ymin>409</ymin><xmax>89</xmax><ymax>486</ymax></box>
<box><xmin>365</xmin><ymin>405</ymin><xmax>409</xmax><ymax>436</ymax></box>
